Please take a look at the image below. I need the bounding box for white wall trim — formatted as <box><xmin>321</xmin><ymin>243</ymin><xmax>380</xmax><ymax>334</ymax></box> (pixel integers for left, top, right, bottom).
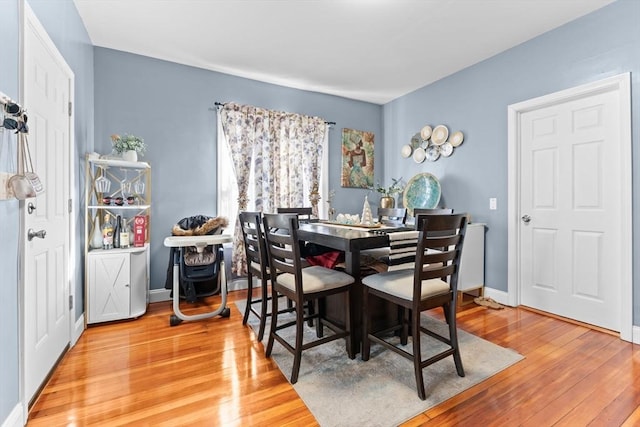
<box><xmin>507</xmin><ymin>72</ymin><xmax>633</xmax><ymax>342</ymax></box>
<box><xmin>1</xmin><ymin>404</ymin><xmax>23</xmax><ymax>427</ymax></box>
<box><xmin>632</xmin><ymin>325</ymin><xmax>640</xmax><ymax>345</ymax></box>
<box><xmin>149</xmin><ymin>288</ymin><xmax>171</xmax><ymax>303</ymax></box>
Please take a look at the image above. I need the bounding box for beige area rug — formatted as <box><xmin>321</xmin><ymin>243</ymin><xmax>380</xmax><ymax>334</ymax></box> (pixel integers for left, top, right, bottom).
<box><xmin>235</xmin><ymin>301</ymin><xmax>523</xmax><ymax>427</ymax></box>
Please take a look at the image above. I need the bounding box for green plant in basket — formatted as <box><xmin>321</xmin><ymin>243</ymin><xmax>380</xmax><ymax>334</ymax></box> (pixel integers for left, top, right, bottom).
<box><xmin>110</xmin><ymin>133</ymin><xmax>146</xmax><ymax>155</ymax></box>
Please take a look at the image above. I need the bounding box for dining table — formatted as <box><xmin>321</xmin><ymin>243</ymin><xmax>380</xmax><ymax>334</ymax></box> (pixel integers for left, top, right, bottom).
<box><xmin>298</xmin><ymin>221</ymin><xmax>410</xmax><ymax>353</ymax></box>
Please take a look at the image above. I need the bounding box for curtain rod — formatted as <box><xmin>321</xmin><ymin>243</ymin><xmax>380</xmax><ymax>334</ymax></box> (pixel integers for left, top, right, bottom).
<box><xmin>212</xmin><ymin>101</ymin><xmax>335</xmax><ymax>126</ymax></box>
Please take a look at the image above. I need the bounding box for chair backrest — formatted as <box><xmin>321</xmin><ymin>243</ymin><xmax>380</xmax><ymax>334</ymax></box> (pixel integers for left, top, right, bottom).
<box><xmin>263</xmin><ymin>213</ymin><xmax>303</xmax><ymax>293</ymax></box>
<box><xmin>238</xmin><ymin>211</ymin><xmax>268</xmax><ymax>278</ymax></box>
<box><xmin>413</xmin><ymin>213</ymin><xmax>468</xmax><ymax>297</ymax></box>
<box><xmin>413</xmin><ymin>207</ymin><xmax>453</xmax><ymax>216</ymax></box>
<box><xmin>384</xmin><ymin>230</ymin><xmax>420</xmax><ymax>271</ymax></box>
<box><xmin>277</xmin><ymin>207</ymin><xmax>313</xmax><ymax>223</ymax></box>
<box><xmin>377</xmin><ymin>207</ymin><xmax>407</xmax><ymax>227</ymax></box>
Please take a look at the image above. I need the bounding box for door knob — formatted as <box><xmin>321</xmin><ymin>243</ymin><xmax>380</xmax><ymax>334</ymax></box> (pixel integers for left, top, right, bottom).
<box><xmin>28</xmin><ymin>202</ymin><xmax>36</xmax><ymax>214</ymax></box>
<box><xmin>27</xmin><ymin>229</ymin><xmax>46</xmax><ymax>241</ymax></box>
<box><xmin>521</xmin><ymin>215</ymin><xmax>531</xmax><ymax>224</ymax></box>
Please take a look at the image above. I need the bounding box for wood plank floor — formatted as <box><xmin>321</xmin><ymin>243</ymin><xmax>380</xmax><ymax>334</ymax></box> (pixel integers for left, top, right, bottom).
<box><xmin>28</xmin><ymin>289</ymin><xmax>640</xmax><ymax>426</ymax></box>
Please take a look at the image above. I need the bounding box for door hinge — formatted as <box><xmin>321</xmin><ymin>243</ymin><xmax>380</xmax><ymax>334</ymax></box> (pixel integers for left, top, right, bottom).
<box><xmin>68</xmin><ymin>101</ymin><xmax>72</xmax><ymax>117</ymax></box>
<box><xmin>68</xmin><ymin>198</ymin><xmax>72</xmax><ymax>213</ymax></box>
<box><xmin>69</xmin><ymin>295</ymin><xmax>73</xmax><ymax>310</ymax></box>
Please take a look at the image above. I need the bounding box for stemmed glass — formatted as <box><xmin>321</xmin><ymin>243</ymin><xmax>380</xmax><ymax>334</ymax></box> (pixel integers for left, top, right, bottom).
<box><xmin>121</xmin><ymin>168</ymin><xmax>133</xmax><ymax>205</ymax></box>
<box><xmin>95</xmin><ymin>165</ymin><xmax>111</xmax><ymax>195</ymax></box>
<box><xmin>134</xmin><ymin>179</ymin><xmax>145</xmax><ymax>204</ymax></box>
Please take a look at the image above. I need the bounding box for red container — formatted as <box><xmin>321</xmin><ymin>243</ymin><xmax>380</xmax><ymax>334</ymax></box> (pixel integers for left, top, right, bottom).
<box><xmin>133</xmin><ymin>215</ymin><xmax>147</xmax><ymax>247</ymax></box>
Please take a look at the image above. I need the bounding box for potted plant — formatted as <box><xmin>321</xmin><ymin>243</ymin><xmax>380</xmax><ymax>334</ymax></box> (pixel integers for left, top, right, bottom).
<box><xmin>372</xmin><ymin>177</ymin><xmax>404</xmax><ymax>208</ymax></box>
<box><xmin>111</xmin><ymin>133</ymin><xmax>146</xmax><ymax>162</ymax></box>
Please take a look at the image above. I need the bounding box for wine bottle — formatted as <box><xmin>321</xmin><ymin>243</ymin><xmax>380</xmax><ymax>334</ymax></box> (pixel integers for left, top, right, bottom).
<box><xmin>113</xmin><ymin>215</ymin><xmax>122</xmax><ymax>248</ymax></box>
<box><xmin>102</xmin><ymin>214</ymin><xmax>114</xmax><ymax>250</ymax></box>
<box><xmin>120</xmin><ymin>218</ymin><xmax>130</xmax><ymax>248</ymax></box>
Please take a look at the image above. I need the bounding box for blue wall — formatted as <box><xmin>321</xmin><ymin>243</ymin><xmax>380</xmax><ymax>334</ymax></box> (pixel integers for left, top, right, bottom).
<box><xmin>93</xmin><ymin>48</ymin><xmax>383</xmax><ymax>290</ymax></box>
<box><xmin>383</xmin><ymin>0</ymin><xmax>640</xmax><ymax>313</ymax></box>
<box><xmin>0</xmin><ymin>0</ymin><xmax>93</xmax><ymax>422</ymax></box>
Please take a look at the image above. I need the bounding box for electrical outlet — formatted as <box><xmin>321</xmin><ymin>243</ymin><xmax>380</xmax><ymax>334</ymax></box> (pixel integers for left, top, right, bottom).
<box><xmin>489</xmin><ymin>198</ymin><xmax>497</xmax><ymax>210</ymax></box>
<box><xmin>0</xmin><ymin>172</ymin><xmax>15</xmax><ymax>200</ymax></box>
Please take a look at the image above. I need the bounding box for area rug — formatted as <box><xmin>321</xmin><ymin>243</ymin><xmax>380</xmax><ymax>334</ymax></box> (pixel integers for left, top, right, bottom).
<box><xmin>235</xmin><ymin>301</ymin><xmax>523</xmax><ymax>427</ymax></box>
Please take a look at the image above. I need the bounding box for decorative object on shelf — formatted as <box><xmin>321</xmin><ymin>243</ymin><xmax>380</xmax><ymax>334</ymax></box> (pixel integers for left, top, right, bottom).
<box><xmin>341</xmin><ymin>128</ymin><xmax>374</xmax><ymax>189</ymax></box>
<box><xmin>90</xmin><ymin>214</ymin><xmax>103</xmax><ymax>249</ymax></box>
<box><xmin>403</xmin><ymin>124</ymin><xmax>465</xmax><ymax>162</ymax></box>
<box><xmin>371</xmin><ymin>177</ymin><xmax>404</xmax><ymax>208</ymax></box>
<box><xmin>110</xmin><ymin>133</ymin><xmax>146</xmax><ymax>161</ymax></box>
<box><xmin>403</xmin><ymin>172</ymin><xmax>442</xmax><ymax>216</ymax></box>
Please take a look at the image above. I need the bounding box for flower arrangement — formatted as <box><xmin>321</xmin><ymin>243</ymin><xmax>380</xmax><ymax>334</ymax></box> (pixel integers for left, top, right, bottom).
<box><xmin>372</xmin><ymin>177</ymin><xmax>404</xmax><ymax>197</ymax></box>
<box><xmin>110</xmin><ymin>133</ymin><xmax>146</xmax><ymax>155</ymax></box>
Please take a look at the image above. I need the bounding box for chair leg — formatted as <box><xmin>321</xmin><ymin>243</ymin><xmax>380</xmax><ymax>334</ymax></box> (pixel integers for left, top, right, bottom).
<box><xmin>446</xmin><ymin>302</ymin><xmax>465</xmax><ymax>377</ymax></box>
<box><xmin>412</xmin><ymin>309</ymin><xmax>426</xmax><ymax>401</ymax></box>
<box><xmin>400</xmin><ymin>307</ymin><xmax>409</xmax><ymax>346</ymax></box>
<box><xmin>242</xmin><ymin>272</ymin><xmax>254</xmax><ymax>326</ymax></box>
<box><xmin>290</xmin><ymin>303</ymin><xmax>305</xmax><ymax>384</ymax></box>
<box><xmin>361</xmin><ymin>287</ymin><xmax>371</xmax><ymax>361</ymax></box>
<box><xmin>257</xmin><ymin>277</ymin><xmax>269</xmax><ymax>341</ymax></box>
<box><xmin>344</xmin><ymin>289</ymin><xmax>354</xmax><ymax>359</ymax></box>
<box><xmin>265</xmin><ymin>288</ymin><xmax>279</xmax><ymax>358</ymax></box>
<box><xmin>315</xmin><ymin>298</ymin><xmax>324</xmax><ymax>338</ymax></box>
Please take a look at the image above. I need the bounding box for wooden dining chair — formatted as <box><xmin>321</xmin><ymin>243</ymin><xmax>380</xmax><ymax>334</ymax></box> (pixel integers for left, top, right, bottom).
<box><xmin>262</xmin><ymin>213</ymin><xmax>355</xmax><ymax>384</ymax></box>
<box><xmin>239</xmin><ymin>211</ymin><xmax>296</xmax><ymax>341</ymax></box>
<box><xmin>277</xmin><ymin>207</ymin><xmax>313</xmax><ymax>223</ymax></box>
<box><xmin>377</xmin><ymin>207</ymin><xmax>407</xmax><ymax>227</ymax></box>
<box><xmin>362</xmin><ymin>213</ymin><xmax>468</xmax><ymax>400</ymax></box>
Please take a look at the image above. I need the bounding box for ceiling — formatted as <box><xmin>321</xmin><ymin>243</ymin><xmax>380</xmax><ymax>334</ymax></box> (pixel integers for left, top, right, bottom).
<box><xmin>73</xmin><ymin>0</ymin><xmax>615</xmax><ymax>105</ymax></box>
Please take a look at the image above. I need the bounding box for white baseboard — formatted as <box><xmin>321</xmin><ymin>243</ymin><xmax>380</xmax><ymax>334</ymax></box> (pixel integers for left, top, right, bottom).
<box><xmin>483</xmin><ymin>287</ymin><xmax>509</xmax><ymax>306</ymax></box>
<box><xmin>149</xmin><ymin>288</ymin><xmax>171</xmax><ymax>303</ymax></box>
<box><xmin>633</xmin><ymin>325</ymin><xmax>640</xmax><ymax>345</ymax></box>
<box><xmin>1</xmin><ymin>403</ymin><xmax>23</xmax><ymax>427</ymax></box>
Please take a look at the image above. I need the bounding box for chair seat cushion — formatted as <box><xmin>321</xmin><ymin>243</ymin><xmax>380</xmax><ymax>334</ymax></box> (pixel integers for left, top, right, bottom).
<box><xmin>277</xmin><ymin>265</ymin><xmax>354</xmax><ymax>293</ymax></box>
<box><xmin>362</xmin><ymin>269</ymin><xmax>449</xmax><ymax>301</ymax></box>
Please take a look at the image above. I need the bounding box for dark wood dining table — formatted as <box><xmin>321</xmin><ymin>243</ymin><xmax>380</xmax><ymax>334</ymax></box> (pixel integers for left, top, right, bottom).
<box><xmin>298</xmin><ymin>221</ymin><xmax>399</xmax><ymax>353</ymax></box>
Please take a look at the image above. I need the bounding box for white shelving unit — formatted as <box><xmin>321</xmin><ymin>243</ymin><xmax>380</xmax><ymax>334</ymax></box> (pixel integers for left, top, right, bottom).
<box><xmin>84</xmin><ymin>156</ymin><xmax>151</xmax><ymax>324</ymax></box>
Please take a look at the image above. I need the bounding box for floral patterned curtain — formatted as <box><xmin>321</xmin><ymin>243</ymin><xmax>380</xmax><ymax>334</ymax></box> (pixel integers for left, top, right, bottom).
<box><xmin>220</xmin><ymin>102</ymin><xmax>327</xmax><ymax>275</ymax></box>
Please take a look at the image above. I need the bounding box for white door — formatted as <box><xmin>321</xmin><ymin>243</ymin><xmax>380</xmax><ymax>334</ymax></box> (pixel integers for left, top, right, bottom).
<box><xmin>22</xmin><ymin>4</ymin><xmax>74</xmax><ymax>403</ymax></box>
<box><xmin>508</xmin><ymin>74</ymin><xmax>632</xmax><ymax>338</ymax></box>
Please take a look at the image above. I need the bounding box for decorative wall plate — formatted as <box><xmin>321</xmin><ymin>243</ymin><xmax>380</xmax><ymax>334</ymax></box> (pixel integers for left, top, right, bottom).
<box><xmin>403</xmin><ymin>173</ymin><xmax>442</xmax><ymax>216</ymax></box>
<box><xmin>450</xmin><ymin>131</ymin><xmax>464</xmax><ymax>147</ymax></box>
<box><xmin>420</xmin><ymin>125</ymin><xmax>432</xmax><ymax>141</ymax></box>
<box><xmin>413</xmin><ymin>147</ymin><xmax>426</xmax><ymax>163</ymax></box>
<box><xmin>411</xmin><ymin>133</ymin><xmax>422</xmax><ymax>149</ymax></box>
<box><xmin>440</xmin><ymin>142</ymin><xmax>454</xmax><ymax>157</ymax></box>
<box><xmin>426</xmin><ymin>145</ymin><xmax>440</xmax><ymax>161</ymax></box>
<box><xmin>401</xmin><ymin>144</ymin><xmax>413</xmax><ymax>158</ymax></box>
<box><xmin>431</xmin><ymin>125</ymin><xmax>449</xmax><ymax>146</ymax></box>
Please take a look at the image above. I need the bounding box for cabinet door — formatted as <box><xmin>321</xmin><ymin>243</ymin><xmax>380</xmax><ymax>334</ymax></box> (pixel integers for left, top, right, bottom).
<box><xmin>129</xmin><ymin>248</ymin><xmax>148</xmax><ymax>318</ymax></box>
<box><xmin>87</xmin><ymin>252</ymin><xmax>131</xmax><ymax>323</ymax></box>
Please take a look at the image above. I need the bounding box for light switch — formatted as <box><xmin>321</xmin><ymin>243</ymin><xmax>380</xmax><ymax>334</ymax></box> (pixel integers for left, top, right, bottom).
<box><xmin>489</xmin><ymin>198</ymin><xmax>497</xmax><ymax>210</ymax></box>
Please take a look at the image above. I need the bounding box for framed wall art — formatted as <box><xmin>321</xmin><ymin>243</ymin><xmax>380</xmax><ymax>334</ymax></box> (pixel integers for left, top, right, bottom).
<box><xmin>341</xmin><ymin>128</ymin><xmax>374</xmax><ymax>188</ymax></box>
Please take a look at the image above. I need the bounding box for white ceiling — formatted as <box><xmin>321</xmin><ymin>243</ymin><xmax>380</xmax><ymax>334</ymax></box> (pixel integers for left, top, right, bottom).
<box><xmin>73</xmin><ymin>0</ymin><xmax>615</xmax><ymax>104</ymax></box>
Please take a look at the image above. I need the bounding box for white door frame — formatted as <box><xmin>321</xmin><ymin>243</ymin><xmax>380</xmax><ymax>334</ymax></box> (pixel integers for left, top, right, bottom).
<box><xmin>19</xmin><ymin>0</ymin><xmax>77</xmax><ymax>416</ymax></box>
<box><xmin>507</xmin><ymin>73</ymin><xmax>632</xmax><ymax>342</ymax></box>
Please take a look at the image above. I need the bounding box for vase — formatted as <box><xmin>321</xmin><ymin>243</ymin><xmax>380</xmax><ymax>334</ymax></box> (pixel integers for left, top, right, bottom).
<box><xmin>380</xmin><ymin>196</ymin><xmax>395</xmax><ymax>208</ymax></box>
<box><xmin>122</xmin><ymin>150</ymin><xmax>138</xmax><ymax>162</ymax></box>
<box><xmin>90</xmin><ymin>214</ymin><xmax>103</xmax><ymax>249</ymax></box>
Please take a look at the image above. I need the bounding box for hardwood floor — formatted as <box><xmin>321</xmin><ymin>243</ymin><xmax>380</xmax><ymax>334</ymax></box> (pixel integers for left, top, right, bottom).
<box><xmin>28</xmin><ymin>289</ymin><xmax>639</xmax><ymax>426</ymax></box>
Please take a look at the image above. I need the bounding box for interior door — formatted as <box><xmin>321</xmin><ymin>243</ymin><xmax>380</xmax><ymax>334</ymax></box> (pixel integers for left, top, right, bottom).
<box><xmin>22</xmin><ymin>4</ymin><xmax>73</xmax><ymax>403</ymax></box>
<box><xmin>519</xmin><ymin>86</ymin><xmax>625</xmax><ymax>332</ymax></box>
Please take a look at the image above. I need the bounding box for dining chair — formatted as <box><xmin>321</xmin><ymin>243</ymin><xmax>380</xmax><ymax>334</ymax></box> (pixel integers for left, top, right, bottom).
<box><xmin>377</xmin><ymin>207</ymin><xmax>407</xmax><ymax>227</ymax></box>
<box><xmin>239</xmin><ymin>211</ymin><xmax>296</xmax><ymax>341</ymax></box>
<box><xmin>277</xmin><ymin>207</ymin><xmax>313</xmax><ymax>223</ymax></box>
<box><xmin>262</xmin><ymin>213</ymin><xmax>355</xmax><ymax>384</ymax></box>
<box><xmin>361</xmin><ymin>213</ymin><xmax>468</xmax><ymax>400</ymax></box>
